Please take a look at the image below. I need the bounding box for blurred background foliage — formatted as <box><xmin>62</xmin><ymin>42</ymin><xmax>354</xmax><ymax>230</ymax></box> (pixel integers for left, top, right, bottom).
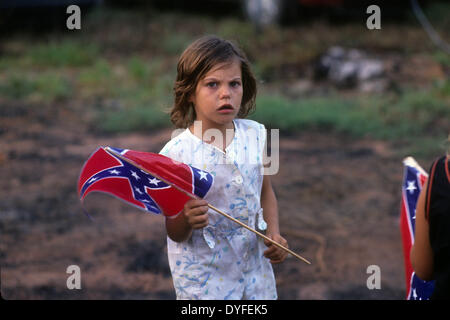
<box><xmin>0</xmin><ymin>1</ymin><xmax>449</xmax><ymax>158</ymax></box>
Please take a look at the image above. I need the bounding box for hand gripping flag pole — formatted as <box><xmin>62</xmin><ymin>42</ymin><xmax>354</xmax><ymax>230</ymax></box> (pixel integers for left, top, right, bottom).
<box><xmin>102</xmin><ymin>147</ymin><xmax>311</xmax><ymax>265</ymax></box>
<box><xmin>206</xmin><ymin>203</ymin><xmax>311</xmax><ymax>265</ymax></box>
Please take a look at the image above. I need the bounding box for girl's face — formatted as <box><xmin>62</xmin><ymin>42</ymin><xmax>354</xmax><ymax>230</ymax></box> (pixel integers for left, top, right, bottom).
<box><xmin>190</xmin><ymin>59</ymin><xmax>243</xmax><ymax>130</ymax></box>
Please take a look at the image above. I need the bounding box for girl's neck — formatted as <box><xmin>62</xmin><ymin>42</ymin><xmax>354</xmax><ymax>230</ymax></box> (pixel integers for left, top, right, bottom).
<box><xmin>189</xmin><ymin>120</ymin><xmax>235</xmax><ymax>152</ymax></box>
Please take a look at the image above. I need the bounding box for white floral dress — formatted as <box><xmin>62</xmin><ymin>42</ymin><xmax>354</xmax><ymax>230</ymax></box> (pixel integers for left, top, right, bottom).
<box><xmin>159</xmin><ymin>119</ymin><xmax>277</xmax><ymax>300</ymax></box>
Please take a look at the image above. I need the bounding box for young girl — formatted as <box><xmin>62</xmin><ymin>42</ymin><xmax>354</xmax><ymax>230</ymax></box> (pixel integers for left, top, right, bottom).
<box><xmin>159</xmin><ymin>35</ymin><xmax>288</xmax><ymax>300</ymax></box>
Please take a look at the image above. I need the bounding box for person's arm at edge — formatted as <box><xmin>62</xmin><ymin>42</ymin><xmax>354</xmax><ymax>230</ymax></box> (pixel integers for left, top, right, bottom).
<box><xmin>410</xmin><ymin>180</ymin><xmax>434</xmax><ymax>281</ymax></box>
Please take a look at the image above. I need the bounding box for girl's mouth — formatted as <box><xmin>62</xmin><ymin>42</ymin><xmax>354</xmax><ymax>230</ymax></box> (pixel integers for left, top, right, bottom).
<box><xmin>217</xmin><ymin>104</ymin><xmax>234</xmax><ymax>113</ymax></box>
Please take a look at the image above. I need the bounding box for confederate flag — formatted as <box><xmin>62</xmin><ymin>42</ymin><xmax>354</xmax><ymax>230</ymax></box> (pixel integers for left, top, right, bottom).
<box><xmin>400</xmin><ymin>157</ymin><xmax>435</xmax><ymax>300</ymax></box>
<box><xmin>78</xmin><ymin>147</ymin><xmax>214</xmax><ymax>217</ymax></box>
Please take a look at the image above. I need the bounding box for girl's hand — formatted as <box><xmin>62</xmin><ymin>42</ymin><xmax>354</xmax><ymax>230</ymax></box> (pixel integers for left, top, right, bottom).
<box><xmin>263</xmin><ymin>233</ymin><xmax>288</xmax><ymax>264</ymax></box>
<box><xmin>183</xmin><ymin>199</ymin><xmax>209</xmax><ymax>229</ymax></box>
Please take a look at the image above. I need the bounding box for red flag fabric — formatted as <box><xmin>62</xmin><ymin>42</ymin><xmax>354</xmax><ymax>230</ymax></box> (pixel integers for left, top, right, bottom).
<box><xmin>400</xmin><ymin>157</ymin><xmax>435</xmax><ymax>299</ymax></box>
<box><xmin>78</xmin><ymin>147</ymin><xmax>214</xmax><ymax>217</ymax></box>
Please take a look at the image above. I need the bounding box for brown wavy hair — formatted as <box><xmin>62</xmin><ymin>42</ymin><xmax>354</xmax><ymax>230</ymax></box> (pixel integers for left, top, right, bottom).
<box><xmin>170</xmin><ymin>35</ymin><xmax>257</xmax><ymax>128</ymax></box>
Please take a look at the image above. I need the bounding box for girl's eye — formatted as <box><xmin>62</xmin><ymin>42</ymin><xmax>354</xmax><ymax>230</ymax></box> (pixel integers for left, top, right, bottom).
<box><xmin>206</xmin><ymin>82</ymin><xmax>217</xmax><ymax>88</ymax></box>
<box><xmin>230</xmin><ymin>81</ymin><xmax>241</xmax><ymax>88</ymax></box>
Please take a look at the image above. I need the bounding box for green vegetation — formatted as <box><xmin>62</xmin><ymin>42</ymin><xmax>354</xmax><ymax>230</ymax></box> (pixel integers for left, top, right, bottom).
<box><xmin>250</xmin><ymin>83</ymin><xmax>449</xmax><ymax>156</ymax></box>
<box><xmin>0</xmin><ymin>5</ymin><xmax>448</xmax><ymax>156</ymax></box>
<box><xmin>27</xmin><ymin>40</ymin><xmax>100</xmax><ymax>67</ymax></box>
<box><xmin>0</xmin><ymin>73</ymin><xmax>72</xmax><ymax>102</ymax></box>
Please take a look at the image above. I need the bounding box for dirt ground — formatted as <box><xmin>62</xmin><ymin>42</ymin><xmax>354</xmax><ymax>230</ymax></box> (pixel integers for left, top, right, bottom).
<box><xmin>0</xmin><ymin>96</ymin><xmax>413</xmax><ymax>300</ymax></box>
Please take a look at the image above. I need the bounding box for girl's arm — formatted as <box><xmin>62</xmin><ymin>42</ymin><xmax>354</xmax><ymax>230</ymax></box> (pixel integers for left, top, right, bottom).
<box><xmin>261</xmin><ymin>174</ymin><xmax>288</xmax><ymax>264</ymax></box>
<box><xmin>261</xmin><ymin>174</ymin><xmax>280</xmax><ymax>235</ymax></box>
<box><xmin>410</xmin><ymin>180</ymin><xmax>434</xmax><ymax>281</ymax></box>
<box><xmin>165</xmin><ymin>199</ymin><xmax>209</xmax><ymax>243</ymax></box>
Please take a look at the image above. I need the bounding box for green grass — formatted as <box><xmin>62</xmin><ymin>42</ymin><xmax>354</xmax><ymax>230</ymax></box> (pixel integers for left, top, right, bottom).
<box><xmin>250</xmin><ymin>94</ymin><xmax>384</xmax><ymax>137</ymax></box>
<box><xmin>27</xmin><ymin>40</ymin><xmax>100</xmax><ymax>67</ymax></box>
<box><xmin>0</xmin><ymin>39</ymin><xmax>98</xmax><ymax>102</ymax></box>
<box><xmin>92</xmin><ymin>59</ymin><xmax>175</xmax><ymax>133</ymax></box>
<box><xmin>0</xmin><ymin>6</ymin><xmax>448</xmax><ymax>157</ymax></box>
<box><xmin>249</xmin><ymin>86</ymin><xmax>449</xmax><ymax>156</ymax></box>
<box><xmin>161</xmin><ymin>33</ymin><xmax>194</xmax><ymax>55</ymax></box>
<box><xmin>433</xmin><ymin>51</ymin><xmax>450</xmax><ymax>68</ymax></box>
<box><xmin>77</xmin><ymin>59</ymin><xmax>114</xmax><ymax>98</ymax></box>
<box><xmin>0</xmin><ymin>73</ymin><xmax>72</xmax><ymax>101</ymax></box>
<box><xmin>99</xmin><ymin>103</ymin><xmax>170</xmax><ymax>133</ymax></box>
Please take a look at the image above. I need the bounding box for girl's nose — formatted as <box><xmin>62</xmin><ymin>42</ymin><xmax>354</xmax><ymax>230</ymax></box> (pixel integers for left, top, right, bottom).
<box><xmin>219</xmin><ymin>85</ymin><xmax>231</xmax><ymax>98</ymax></box>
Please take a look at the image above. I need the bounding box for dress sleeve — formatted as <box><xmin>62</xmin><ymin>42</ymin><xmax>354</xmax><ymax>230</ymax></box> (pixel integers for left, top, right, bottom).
<box><xmin>159</xmin><ymin>136</ymin><xmax>185</xmax><ymax>163</ymax></box>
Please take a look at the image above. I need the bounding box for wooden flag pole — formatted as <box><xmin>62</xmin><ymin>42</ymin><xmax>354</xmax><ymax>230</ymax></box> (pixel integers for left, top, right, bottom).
<box><xmin>207</xmin><ymin>203</ymin><xmax>311</xmax><ymax>265</ymax></box>
<box><xmin>104</xmin><ymin>147</ymin><xmax>311</xmax><ymax>265</ymax></box>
